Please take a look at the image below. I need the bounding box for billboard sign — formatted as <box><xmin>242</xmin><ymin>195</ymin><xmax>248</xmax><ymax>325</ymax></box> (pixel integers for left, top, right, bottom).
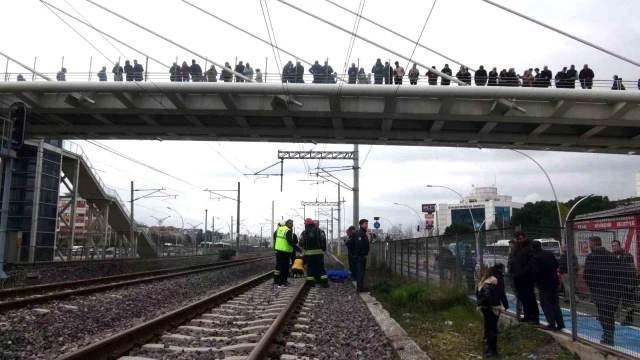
<box><xmin>422</xmin><ymin>204</ymin><xmax>436</xmax><ymax>213</ymax></box>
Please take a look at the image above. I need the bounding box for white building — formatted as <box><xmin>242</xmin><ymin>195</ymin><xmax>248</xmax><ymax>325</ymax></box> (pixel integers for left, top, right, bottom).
<box><xmin>436</xmin><ymin>186</ymin><xmax>523</xmax><ymax>232</ymax></box>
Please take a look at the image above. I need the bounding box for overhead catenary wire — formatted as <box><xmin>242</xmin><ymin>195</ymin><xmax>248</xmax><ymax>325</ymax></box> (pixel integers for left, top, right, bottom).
<box><xmin>204</xmin><ymin>142</ymin><xmax>248</xmax><ymax>179</ymax></box>
<box><xmin>336</xmin><ymin>0</ymin><xmax>365</xmax><ymax>95</ymax></box>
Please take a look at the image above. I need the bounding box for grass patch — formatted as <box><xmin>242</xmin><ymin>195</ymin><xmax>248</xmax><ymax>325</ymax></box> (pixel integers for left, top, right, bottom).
<box><xmin>367</xmin><ymin>267</ymin><xmax>578</xmax><ymax>360</ymax></box>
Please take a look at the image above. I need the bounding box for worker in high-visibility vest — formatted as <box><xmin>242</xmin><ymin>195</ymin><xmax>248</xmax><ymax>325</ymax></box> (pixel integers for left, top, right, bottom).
<box><xmin>274</xmin><ymin>219</ymin><xmax>295</xmax><ymax>287</ymax></box>
<box><xmin>299</xmin><ymin>218</ymin><xmax>329</xmax><ymax>287</ymax></box>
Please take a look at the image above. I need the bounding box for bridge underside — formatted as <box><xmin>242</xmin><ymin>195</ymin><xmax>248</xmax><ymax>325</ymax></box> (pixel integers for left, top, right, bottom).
<box><xmin>2</xmin><ymin>83</ymin><xmax>640</xmax><ymax>154</ymax></box>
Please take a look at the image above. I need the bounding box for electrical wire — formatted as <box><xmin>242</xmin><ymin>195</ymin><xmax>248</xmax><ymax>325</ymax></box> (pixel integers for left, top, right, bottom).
<box><xmin>337</xmin><ymin>0</ymin><xmax>366</xmax><ymax>95</ymax></box>
<box><xmin>204</xmin><ymin>142</ymin><xmax>248</xmax><ymax>178</ymax></box>
<box><xmin>361</xmin><ymin>145</ymin><xmax>373</xmax><ymax>168</ymax></box>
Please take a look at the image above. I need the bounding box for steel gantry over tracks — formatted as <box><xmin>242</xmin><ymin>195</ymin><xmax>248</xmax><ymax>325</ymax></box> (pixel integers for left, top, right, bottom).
<box><xmin>2</xmin><ymin>82</ymin><xmax>640</xmax><ymax>154</ymax></box>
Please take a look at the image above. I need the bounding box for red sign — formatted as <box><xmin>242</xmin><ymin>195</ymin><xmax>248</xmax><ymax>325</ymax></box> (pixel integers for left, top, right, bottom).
<box><xmin>573</xmin><ymin>217</ymin><xmax>637</xmax><ymax>230</ymax></box>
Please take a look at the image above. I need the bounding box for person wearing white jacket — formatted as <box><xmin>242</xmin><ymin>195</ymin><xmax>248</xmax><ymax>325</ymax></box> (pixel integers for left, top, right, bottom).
<box><xmin>243</xmin><ymin>63</ymin><xmax>254</xmax><ymax>81</ymax></box>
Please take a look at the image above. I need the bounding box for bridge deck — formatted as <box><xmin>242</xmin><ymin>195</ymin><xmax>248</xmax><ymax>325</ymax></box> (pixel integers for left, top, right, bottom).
<box><xmin>2</xmin><ymin>82</ymin><xmax>639</xmax><ymax>154</ymax></box>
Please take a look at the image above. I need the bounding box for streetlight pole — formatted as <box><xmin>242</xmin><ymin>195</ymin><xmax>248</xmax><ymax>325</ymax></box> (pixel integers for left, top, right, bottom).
<box><xmin>393</xmin><ymin>203</ymin><xmax>425</xmax><ymax>237</ymax></box>
<box><xmin>167</xmin><ymin>207</ymin><xmax>184</xmax><ymax>249</ymax></box>
<box><xmin>426</xmin><ymin>185</ymin><xmax>482</xmax><ymax>269</ymax></box>
<box><xmin>216</xmin><ymin>217</ymin><xmax>231</xmax><ymax>242</ymax></box>
<box><xmin>510</xmin><ymin>150</ymin><xmax>564</xmax><ymax>243</ymax></box>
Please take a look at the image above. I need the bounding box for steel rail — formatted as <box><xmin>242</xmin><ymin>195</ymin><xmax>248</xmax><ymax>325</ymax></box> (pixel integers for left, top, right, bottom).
<box><xmin>0</xmin><ymin>256</ymin><xmax>271</xmax><ymax>310</ymax></box>
<box><xmin>56</xmin><ymin>272</ymin><xmax>275</xmax><ymax>360</ymax></box>
<box><xmin>247</xmin><ymin>281</ymin><xmax>307</xmax><ymax>360</ymax></box>
<box><xmin>0</xmin><ymin>255</ymin><xmax>271</xmax><ymax>300</ymax></box>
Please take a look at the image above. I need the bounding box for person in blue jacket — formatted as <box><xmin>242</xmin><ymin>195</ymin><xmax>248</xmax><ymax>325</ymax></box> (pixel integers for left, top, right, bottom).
<box><xmin>348</xmin><ymin>63</ymin><xmax>358</xmax><ymax>84</ymax></box>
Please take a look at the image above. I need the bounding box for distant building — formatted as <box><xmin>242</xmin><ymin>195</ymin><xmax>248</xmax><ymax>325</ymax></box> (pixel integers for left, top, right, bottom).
<box><xmin>57</xmin><ymin>196</ymin><xmax>89</xmax><ymax>239</ymax></box>
<box><xmin>436</xmin><ymin>186</ymin><xmax>523</xmax><ymax>232</ymax></box>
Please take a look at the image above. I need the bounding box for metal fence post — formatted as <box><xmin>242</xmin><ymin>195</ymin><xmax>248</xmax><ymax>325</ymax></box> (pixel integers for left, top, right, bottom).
<box><xmin>425</xmin><ymin>237</ymin><xmax>429</xmax><ymax>284</ymax></box>
<box><xmin>400</xmin><ymin>240</ymin><xmax>404</xmax><ymax>276</ymax></box>
<box><xmin>566</xmin><ymin>220</ymin><xmax>578</xmax><ymax>341</ymax></box>
<box><xmin>415</xmin><ymin>238</ymin><xmax>419</xmax><ymax>281</ymax></box>
<box><xmin>455</xmin><ymin>234</ymin><xmax>460</xmax><ymax>285</ymax></box>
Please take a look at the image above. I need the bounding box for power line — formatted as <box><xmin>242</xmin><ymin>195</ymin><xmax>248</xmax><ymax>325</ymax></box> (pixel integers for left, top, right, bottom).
<box><xmin>63</xmin><ymin>0</ymin><xmax>126</xmax><ymax>59</ymax></box>
<box><xmin>361</xmin><ymin>145</ymin><xmax>373</xmax><ymax>168</ymax></box>
<box><xmin>204</xmin><ymin>142</ymin><xmax>248</xmax><ymax>178</ymax></box>
<box><xmin>337</xmin><ymin>0</ymin><xmax>366</xmax><ymax>95</ymax></box>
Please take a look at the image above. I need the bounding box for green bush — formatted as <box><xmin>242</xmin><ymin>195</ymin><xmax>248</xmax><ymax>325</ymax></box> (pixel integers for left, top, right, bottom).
<box><xmin>389</xmin><ymin>288</ymin><xmax>408</xmax><ymax>306</ymax></box>
<box><xmin>218</xmin><ymin>248</ymin><xmax>237</xmax><ymax>260</ymax></box>
<box><xmin>404</xmin><ymin>283</ymin><xmax>430</xmax><ymax>303</ymax></box>
<box><xmin>372</xmin><ymin>280</ymin><xmax>394</xmax><ymax>294</ymax></box>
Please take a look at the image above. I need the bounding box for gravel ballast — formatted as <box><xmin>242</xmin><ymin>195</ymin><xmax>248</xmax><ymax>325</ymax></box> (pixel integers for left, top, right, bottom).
<box><xmin>0</xmin><ymin>258</ymin><xmax>274</xmax><ymax>359</ymax></box>
<box><xmin>3</xmin><ymin>253</ymin><xmax>269</xmax><ymax>289</ymax></box>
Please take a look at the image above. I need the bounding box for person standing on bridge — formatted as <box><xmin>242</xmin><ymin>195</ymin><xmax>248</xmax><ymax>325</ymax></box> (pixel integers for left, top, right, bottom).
<box><xmin>380</xmin><ymin>61</ymin><xmax>390</xmax><ymax>85</ymax></box>
<box><xmin>299</xmin><ymin>218</ymin><xmax>329</xmax><ymax>287</ymax></box>
<box><xmin>357</xmin><ymin>68</ymin><xmax>368</xmax><ymax>84</ymax></box>
<box><xmin>274</xmin><ymin>219</ymin><xmax>295</xmax><ymax>287</ymax></box>
<box><xmin>221</xmin><ymin>62</ymin><xmax>233</xmax><ymax>82</ymax></box>
<box><xmin>393</xmin><ymin>61</ymin><xmax>405</xmax><ymax>85</ymax></box>
<box><xmin>124</xmin><ymin>61</ymin><xmax>134</xmax><ymax>81</ymax></box>
<box><xmin>611</xmin><ymin>75</ymin><xmax>625</xmax><ymax>90</ymax></box>
<box><xmin>540</xmin><ymin>66</ymin><xmax>553</xmax><ymax>88</ymax></box>
<box><xmin>294</xmin><ymin>61</ymin><xmax>305</xmax><ymax>83</ymax></box>
<box><xmin>309</xmin><ymin>60</ymin><xmax>322</xmax><ymax>83</ymax></box>
<box><xmin>205</xmin><ymin>65</ymin><xmax>218</xmax><ymax>82</ymax></box>
<box><xmin>112</xmin><ymin>62</ymin><xmax>123</xmax><ymax>81</ymax></box>
<box><xmin>566</xmin><ymin>65</ymin><xmax>578</xmax><ymax>89</ymax></box>
<box><xmin>321</xmin><ymin>61</ymin><xmax>334</xmax><ymax>84</ymax></box>
<box><xmin>371</xmin><ymin>59</ymin><xmax>384</xmax><ymax>84</ymax></box>
<box><xmin>408</xmin><ymin>63</ymin><xmax>420</xmax><ymax>85</ymax></box>
<box><xmin>170</xmin><ymin>62</ymin><xmax>181</xmax><ymax>82</ymax></box>
<box><xmin>56</xmin><ymin>68</ymin><xmax>67</xmax><ymax>81</ymax></box>
<box><xmin>97</xmin><ymin>67</ymin><xmax>107</xmax><ymax>82</ymax></box>
<box><xmin>243</xmin><ymin>63</ymin><xmax>254</xmax><ymax>82</ymax></box>
<box><xmin>282</xmin><ymin>61</ymin><xmax>294</xmax><ymax>83</ymax></box>
<box><xmin>474</xmin><ymin>65</ymin><xmax>488</xmax><ymax>86</ymax></box>
<box><xmin>579</xmin><ymin>64</ymin><xmax>595</xmax><ymax>89</ymax></box>
<box><xmin>355</xmin><ymin>219</ymin><xmax>370</xmax><ymax>292</ymax></box>
<box><xmin>255</xmin><ymin>69</ymin><xmax>263</xmax><ymax>83</ymax></box>
<box><xmin>441</xmin><ymin>64</ymin><xmax>452</xmax><ymax>86</ymax></box>
<box><xmin>487</xmin><ymin>67</ymin><xmax>498</xmax><ymax>86</ymax></box>
<box><xmin>234</xmin><ymin>61</ymin><xmax>245</xmax><ymax>82</ymax></box>
<box><xmin>348</xmin><ymin>63</ymin><xmax>358</xmax><ymax>84</ymax></box>
<box><xmin>190</xmin><ymin>60</ymin><xmax>203</xmax><ymax>82</ymax></box>
<box><xmin>427</xmin><ymin>66</ymin><xmax>438</xmax><ymax>85</ymax></box>
<box><xmin>16</xmin><ymin>74</ymin><xmax>26</xmax><ymax>81</ymax></box>
<box><xmin>181</xmin><ymin>61</ymin><xmax>190</xmax><ymax>82</ymax></box>
<box><xmin>133</xmin><ymin>60</ymin><xmax>144</xmax><ymax>82</ymax></box>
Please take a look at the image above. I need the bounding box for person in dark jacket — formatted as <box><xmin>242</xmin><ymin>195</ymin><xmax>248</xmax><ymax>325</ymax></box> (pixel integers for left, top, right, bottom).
<box><xmin>474</xmin><ymin>65</ymin><xmax>487</xmax><ymax>86</ymax></box>
<box><xmin>299</xmin><ymin>218</ymin><xmax>329</xmax><ymax>287</ymax></box>
<box><xmin>348</xmin><ymin>63</ymin><xmax>358</xmax><ymax>84</ymax></box>
<box><xmin>532</xmin><ymin>68</ymin><xmax>542</xmax><ymax>87</ymax></box>
<box><xmin>476</xmin><ymin>267</ymin><xmax>505</xmax><ymax>358</ymax></box>
<box><xmin>169</xmin><ymin>62</ymin><xmax>181</xmax><ymax>82</ymax></box>
<box><xmin>508</xmin><ymin>231</ymin><xmax>540</xmax><ymax>324</ymax></box>
<box><xmin>354</xmin><ymin>219</ymin><xmax>370</xmax><ymax>292</ymax></box>
<box><xmin>490</xmin><ymin>263</ymin><xmax>510</xmax><ymax>311</ymax></box>
<box><xmin>190</xmin><ymin>60</ymin><xmax>203</xmax><ymax>82</ymax></box>
<box><xmin>274</xmin><ymin>219</ymin><xmax>296</xmax><ymax>286</ymax></box>
<box><xmin>487</xmin><ymin>67</ymin><xmax>498</xmax><ymax>86</ymax></box>
<box><xmin>294</xmin><ymin>61</ymin><xmax>305</xmax><ymax>83</ymax></box>
<box><xmin>578</xmin><ymin>64</ymin><xmax>595</xmax><ymax>89</ymax></box>
<box><xmin>455</xmin><ymin>66</ymin><xmax>465</xmax><ymax>86</ymax></box>
<box><xmin>234</xmin><ymin>61</ymin><xmax>245</xmax><ymax>82</ymax></box>
<box><xmin>612</xmin><ymin>75</ymin><xmax>625</xmax><ymax>90</ymax></box>
<box><xmin>345</xmin><ymin>226</ymin><xmax>358</xmax><ymax>281</ymax></box>
<box><xmin>181</xmin><ymin>61</ymin><xmax>191</xmax><ymax>82</ymax></box>
<box><xmin>506</xmin><ymin>68</ymin><xmax>518</xmax><ymax>87</ymax></box>
<box><xmin>555</xmin><ymin>67</ymin><xmax>567</xmax><ymax>88</ymax></box>
<box><xmin>112</xmin><ymin>62</ymin><xmax>124</xmax><ymax>81</ymax></box>
<box><xmin>540</xmin><ymin>66</ymin><xmax>553</xmax><ymax>88</ymax></box>
<box><xmin>97</xmin><ymin>67</ymin><xmax>107</xmax><ymax>81</ymax></box>
<box><xmin>309</xmin><ymin>61</ymin><xmax>322</xmax><ymax>83</ymax></box>
<box><xmin>382</xmin><ymin>61</ymin><xmax>392</xmax><ymax>85</ymax></box>
<box><xmin>434</xmin><ymin>245</ymin><xmax>455</xmax><ymax>283</ymax></box>
<box><xmin>441</xmin><ymin>64</ymin><xmax>452</xmax><ymax>86</ymax></box>
<box><xmin>123</xmin><ymin>61</ymin><xmax>134</xmax><ymax>81</ymax></box>
<box><xmin>498</xmin><ymin>69</ymin><xmax>507</xmax><ymax>86</ymax></box>
<box><xmin>566</xmin><ymin>64</ymin><xmax>578</xmax><ymax>89</ymax></box>
<box><xmin>16</xmin><ymin>74</ymin><xmax>26</xmax><ymax>81</ymax></box>
<box><xmin>463</xmin><ymin>245</ymin><xmax>477</xmax><ymax>293</ymax></box>
<box><xmin>56</xmin><ymin>67</ymin><xmax>67</xmax><ymax>81</ymax></box>
<box><xmin>612</xmin><ymin>240</ymin><xmax>638</xmax><ymax>326</ymax></box>
<box><xmin>132</xmin><ymin>60</ymin><xmax>144</xmax><ymax>81</ymax></box>
<box><xmin>371</xmin><ymin>59</ymin><xmax>384</xmax><ymax>84</ymax></box>
<box><xmin>559</xmin><ymin>244</ymin><xmax>579</xmax><ymax>303</ymax></box>
<box><xmin>320</xmin><ymin>61</ymin><xmax>333</xmax><ymax>84</ymax></box>
<box><xmin>427</xmin><ymin>66</ymin><xmax>438</xmax><ymax>85</ymax></box>
<box><xmin>531</xmin><ymin>241</ymin><xmax>565</xmax><ymax>331</ymax></box>
<box><xmin>584</xmin><ymin>236</ymin><xmax>618</xmax><ymax>346</ymax></box>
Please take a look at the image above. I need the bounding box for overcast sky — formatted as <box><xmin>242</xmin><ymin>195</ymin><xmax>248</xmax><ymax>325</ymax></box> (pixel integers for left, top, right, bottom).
<box><xmin>2</xmin><ymin>0</ymin><xmax>640</xmax><ymax>237</ymax></box>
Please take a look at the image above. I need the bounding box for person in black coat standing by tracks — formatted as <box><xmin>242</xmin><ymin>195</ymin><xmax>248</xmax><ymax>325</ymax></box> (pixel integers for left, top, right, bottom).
<box><xmin>508</xmin><ymin>231</ymin><xmax>540</xmax><ymax>324</ymax></box>
<box><xmin>584</xmin><ymin>236</ymin><xmax>618</xmax><ymax>346</ymax></box>
<box><xmin>354</xmin><ymin>219</ymin><xmax>370</xmax><ymax>292</ymax></box>
<box><xmin>531</xmin><ymin>240</ymin><xmax>565</xmax><ymax>331</ymax></box>
<box><xmin>344</xmin><ymin>226</ymin><xmax>358</xmax><ymax>281</ymax></box>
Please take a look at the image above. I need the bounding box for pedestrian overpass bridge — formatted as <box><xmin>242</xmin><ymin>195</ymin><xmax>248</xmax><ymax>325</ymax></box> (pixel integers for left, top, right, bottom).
<box><xmin>2</xmin><ymin>82</ymin><xmax>640</xmax><ymax>154</ymax></box>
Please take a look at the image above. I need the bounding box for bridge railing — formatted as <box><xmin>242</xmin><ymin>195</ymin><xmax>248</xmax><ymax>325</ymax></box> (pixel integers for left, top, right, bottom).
<box><xmin>2</xmin><ymin>70</ymin><xmax>638</xmax><ymax>90</ymax></box>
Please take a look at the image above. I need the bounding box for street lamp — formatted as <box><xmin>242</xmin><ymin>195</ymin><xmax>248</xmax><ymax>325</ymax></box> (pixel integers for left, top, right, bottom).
<box><xmin>216</xmin><ymin>217</ymin><xmax>231</xmax><ymax>242</ymax></box>
<box><xmin>426</xmin><ymin>185</ymin><xmax>483</xmax><ymax>268</ymax></box>
<box><xmin>393</xmin><ymin>203</ymin><xmax>425</xmax><ymax>237</ymax></box>
<box><xmin>167</xmin><ymin>207</ymin><xmax>184</xmax><ymax>248</ymax></box>
<box><xmin>509</xmin><ymin>149</ymin><xmax>563</xmax><ymax>242</ymax></box>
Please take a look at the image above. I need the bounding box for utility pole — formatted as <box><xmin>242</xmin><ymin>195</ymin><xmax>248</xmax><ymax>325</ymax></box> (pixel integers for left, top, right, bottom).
<box><xmin>212</xmin><ymin>216</ymin><xmax>215</xmax><ymax>243</ymax></box>
<box><xmin>131</xmin><ymin>183</ymin><xmax>176</xmax><ymax>258</ymax></box>
<box><xmin>236</xmin><ymin>182</ymin><xmax>240</xmax><ymax>250</ymax></box>
<box><xmin>353</xmin><ymin>144</ymin><xmax>359</xmax><ymax>227</ymax></box>
<box><xmin>331</xmin><ymin>207</ymin><xmax>334</xmax><ymax>250</ymax></box>
<box><xmin>130</xmin><ymin>181</ymin><xmax>134</xmax><ymax>258</ymax></box>
<box><xmin>204</xmin><ymin>209</ymin><xmax>208</xmax><ymax>245</ymax></box>
<box><xmin>231</xmin><ymin>216</ymin><xmax>233</xmax><ymax>244</ymax></box>
<box><xmin>203</xmin><ymin>184</ymin><xmax>240</xmax><ymax>250</ymax></box>
<box><xmin>337</xmin><ymin>183</ymin><xmax>341</xmax><ymax>256</ymax></box>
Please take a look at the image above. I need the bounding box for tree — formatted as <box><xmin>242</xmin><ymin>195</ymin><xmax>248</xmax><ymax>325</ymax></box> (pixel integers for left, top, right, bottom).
<box><xmin>565</xmin><ymin>195</ymin><xmax>615</xmax><ymax>219</ymax></box>
<box><xmin>444</xmin><ymin>222</ymin><xmax>474</xmax><ymax>235</ymax></box>
<box><xmin>510</xmin><ymin>201</ymin><xmax>570</xmax><ymax>227</ymax></box>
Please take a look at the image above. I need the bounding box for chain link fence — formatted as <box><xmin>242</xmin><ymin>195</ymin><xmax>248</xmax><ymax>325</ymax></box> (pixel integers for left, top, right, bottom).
<box><xmin>369</xmin><ymin>223</ymin><xmax>640</xmax><ymax>358</ymax></box>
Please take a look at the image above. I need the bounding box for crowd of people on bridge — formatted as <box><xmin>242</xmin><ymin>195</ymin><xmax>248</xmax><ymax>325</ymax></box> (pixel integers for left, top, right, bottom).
<box><xmin>19</xmin><ymin>58</ymin><xmax>635</xmax><ymax>91</ymax></box>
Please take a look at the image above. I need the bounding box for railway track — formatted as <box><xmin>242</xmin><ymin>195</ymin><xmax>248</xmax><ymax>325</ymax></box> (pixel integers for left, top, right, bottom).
<box><xmin>55</xmin><ymin>273</ymin><xmax>309</xmax><ymax>360</ymax></box>
<box><xmin>0</xmin><ymin>256</ymin><xmax>271</xmax><ymax>310</ymax></box>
